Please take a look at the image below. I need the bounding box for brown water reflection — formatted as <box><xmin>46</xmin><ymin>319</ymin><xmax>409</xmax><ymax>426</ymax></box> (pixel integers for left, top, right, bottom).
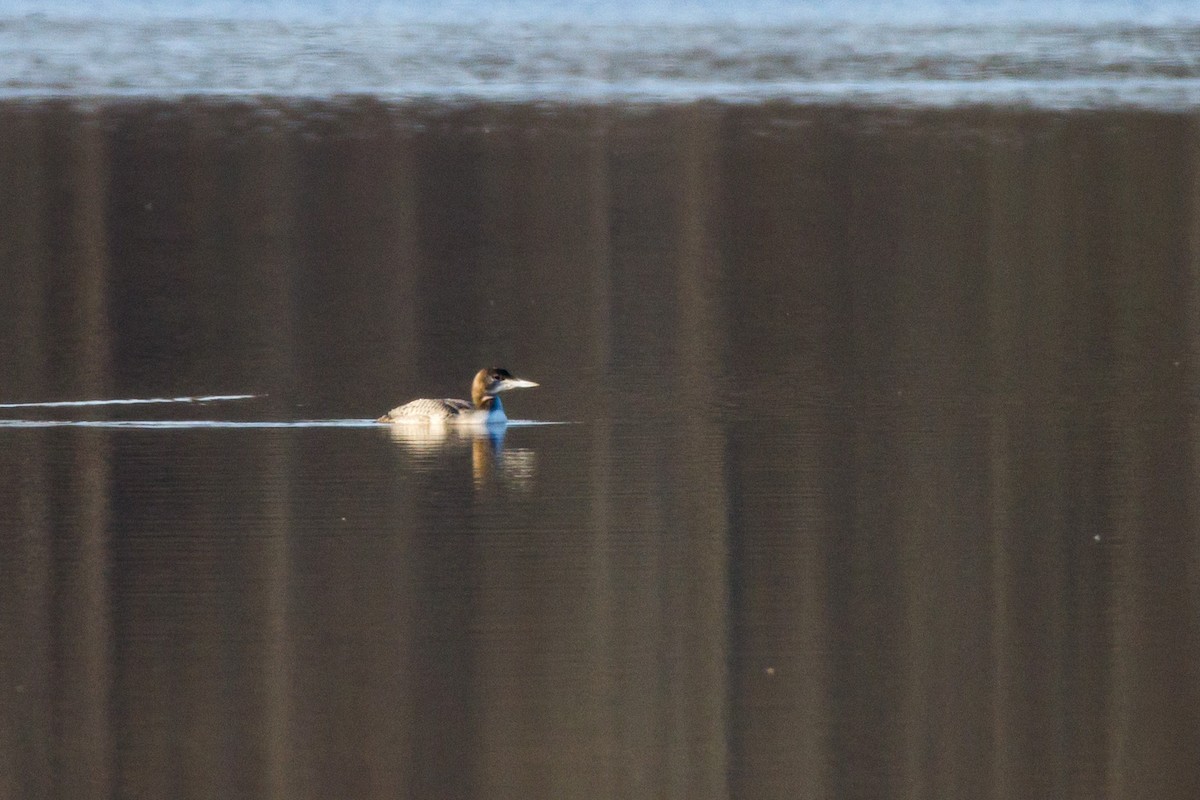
<box><xmin>1</xmin><ymin>100</ymin><xmax>1199</xmax><ymax>799</ymax></box>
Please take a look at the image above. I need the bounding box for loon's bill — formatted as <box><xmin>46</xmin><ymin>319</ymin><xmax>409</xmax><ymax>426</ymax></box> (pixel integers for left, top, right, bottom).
<box><xmin>377</xmin><ymin>368</ymin><xmax>538</xmax><ymax>425</ymax></box>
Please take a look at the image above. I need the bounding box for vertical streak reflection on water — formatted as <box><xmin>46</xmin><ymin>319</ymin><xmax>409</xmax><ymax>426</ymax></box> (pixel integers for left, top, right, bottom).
<box><xmin>0</xmin><ymin>99</ymin><xmax>1198</xmax><ymax>798</ymax></box>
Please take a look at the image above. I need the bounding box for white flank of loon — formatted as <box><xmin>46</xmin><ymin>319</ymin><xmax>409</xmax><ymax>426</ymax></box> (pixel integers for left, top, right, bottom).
<box><xmin>377</xmin><ymin>368</ymin><xmax>539</xmax><ymax>425</ymax></box>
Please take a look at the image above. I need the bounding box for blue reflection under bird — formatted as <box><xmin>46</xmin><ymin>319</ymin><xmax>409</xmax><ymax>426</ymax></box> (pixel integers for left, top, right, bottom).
<box><xmin>377</xmin><ymin>368</ymin><xmax>538</xmax><ymax>425</ymax></box>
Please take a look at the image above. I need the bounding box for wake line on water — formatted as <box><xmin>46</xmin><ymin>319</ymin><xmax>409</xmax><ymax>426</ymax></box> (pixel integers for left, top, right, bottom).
<box><xmin>0</xmin><ymin>419</ymin><xmax>567</xmax><ymax>429</ymax></box>
<box><xmin>0</xmin><ymin>393</ymin><xmax>261</xmax><ymax>409</ymax></box>
<box><xmin>0</xmin><ymin>419</ymin><xmax>378</xmax><ymax>428</ymax></box>
<box><xmin>0</xmin><ymin>393</ymin><xmax>568</xmax><ymax>428</ymax></box>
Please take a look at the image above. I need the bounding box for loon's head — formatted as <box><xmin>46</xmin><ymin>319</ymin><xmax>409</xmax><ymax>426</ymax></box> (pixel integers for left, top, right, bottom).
<box><xmin>471</xmin><ymin>367</ymin><xmax>539</xmax><ymax>408</ymax></box>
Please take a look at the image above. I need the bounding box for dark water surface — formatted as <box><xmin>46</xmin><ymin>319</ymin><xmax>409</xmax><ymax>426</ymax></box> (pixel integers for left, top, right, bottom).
<box><xmin>2</xmin><ymin>100</ymin><xmax>1200</xmax><ymax>798</ymax></box>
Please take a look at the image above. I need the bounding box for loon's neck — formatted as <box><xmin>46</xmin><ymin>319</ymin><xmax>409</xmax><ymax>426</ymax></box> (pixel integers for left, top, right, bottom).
<box><xmin>471</xmin><ymin>369</ymin><xmax>490</xmax><ymax>407</ymax></box>
<box><xmin>483</xmin><ymin>394</ymin><xmax>508</xmax><ymax>424</ymax></box>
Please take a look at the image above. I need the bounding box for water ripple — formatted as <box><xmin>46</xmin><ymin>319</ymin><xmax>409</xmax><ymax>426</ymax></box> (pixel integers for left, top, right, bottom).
<box><xmin>2</xmin><ymin>12</ymin><xmax>1199</xmax><ymax>107</ymax></box>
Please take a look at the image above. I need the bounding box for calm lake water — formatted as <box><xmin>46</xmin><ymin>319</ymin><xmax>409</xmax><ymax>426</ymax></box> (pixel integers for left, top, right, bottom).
<box><xmin>2</xmin><ymin>97</ymin><xmax>1198</xmax><ymax>800</ymax></box>
<box><xmin>2</xmin><ymin>5</ymin><xmax>1200</xmax><ymax>797</ymax></box>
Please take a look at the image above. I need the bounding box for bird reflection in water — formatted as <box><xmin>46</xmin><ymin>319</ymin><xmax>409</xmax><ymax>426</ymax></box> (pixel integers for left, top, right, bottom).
<box><xmin>381</xmin><ymin>422</ymin><xmax>537</xmax><ymax>490</ymax></box>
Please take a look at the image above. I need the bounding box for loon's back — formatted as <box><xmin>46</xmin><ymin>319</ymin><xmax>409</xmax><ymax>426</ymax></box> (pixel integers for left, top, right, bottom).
<box><xmin>378</xmin><ymin>397</ymin><xmax>473</xmax><ymax>422</ymax></box>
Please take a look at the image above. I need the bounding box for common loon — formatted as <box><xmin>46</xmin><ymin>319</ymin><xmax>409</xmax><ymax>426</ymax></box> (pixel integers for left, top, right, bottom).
<box><xmin>377</xmin><ymin>368</ymin><xmax>538</xmax><ymax>425</ymax></box>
